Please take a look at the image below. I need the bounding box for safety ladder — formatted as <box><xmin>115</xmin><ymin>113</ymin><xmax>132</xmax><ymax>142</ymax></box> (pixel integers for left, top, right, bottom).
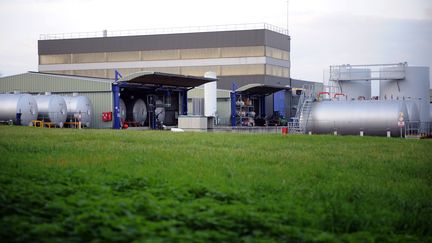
<box><xmin>289</xmin><ymin>84</ymin><xmax>315</xmax><ymax>134</ymax></box>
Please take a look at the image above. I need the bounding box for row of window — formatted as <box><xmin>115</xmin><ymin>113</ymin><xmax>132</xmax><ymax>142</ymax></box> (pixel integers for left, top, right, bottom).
<box><xmin>46</xmin><ymin>64</ymin><xmax>289</xmax><ymax>79</ymax></box>
<box><xmin>39</xmin><ymin>46</ymin><xmax>290</xmax><ymax>65</ymax></box>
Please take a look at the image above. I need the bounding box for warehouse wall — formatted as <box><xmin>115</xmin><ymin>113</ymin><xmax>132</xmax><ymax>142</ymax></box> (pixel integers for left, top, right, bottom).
<box><xmin>0</xmin><ymin>72</ymin><xmax>114</xmax><ymax>129</ymax></box>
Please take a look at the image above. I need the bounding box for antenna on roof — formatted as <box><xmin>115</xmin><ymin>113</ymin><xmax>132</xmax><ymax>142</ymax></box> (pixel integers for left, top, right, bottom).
<box><xmin>286</xmin><ymin>0</ymin><xmax>290</xmax><ymax>35</ymax></box>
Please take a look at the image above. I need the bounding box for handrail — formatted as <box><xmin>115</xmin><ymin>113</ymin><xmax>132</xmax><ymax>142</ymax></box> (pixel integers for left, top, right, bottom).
<box><xmin>40</xmin><ymin>23</ymin><xmax>289</xmax><ymax>40</ymax></box>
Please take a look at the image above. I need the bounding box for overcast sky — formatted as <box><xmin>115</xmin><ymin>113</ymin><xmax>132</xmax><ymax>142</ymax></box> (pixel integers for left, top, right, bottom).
<box><xmin>0</xmin><ymin>0</ymin><xmax>431</xmax><ymax>83</ymax></box>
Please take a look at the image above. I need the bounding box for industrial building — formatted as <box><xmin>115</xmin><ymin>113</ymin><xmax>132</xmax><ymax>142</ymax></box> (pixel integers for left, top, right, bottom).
<box><xmin>0</xmin><ymin>71</ymin><xmax>216</xmax><ymax>129</ymax></box>
<box><xmin>38</xmin><ymin>23</ymin><xmax>291</xmax><ymax>90</ymax></box>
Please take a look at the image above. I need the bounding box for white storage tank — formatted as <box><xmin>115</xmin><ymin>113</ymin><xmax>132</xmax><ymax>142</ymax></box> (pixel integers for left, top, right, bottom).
<box><xmin>34</xmin><ymin>94</ymin><xmax>67</xmax><ymax>127</ymax></box>
<box><xmin>132</xmin><ymin>98</ymin><xmax>147</xmax><ymax>125</ymax></box>
<box><xmin>307</xmin><ymin>100</ymin><xmax>408</xmax><ymax>136</ymax></box>
<box><xmin>204</xmin><ymin>71</ymin><xmax>217</xmax><ymax>117</ymax></box>
<box><xmin>380</xmin><ymin>66</ymin><xmax>430</xmax><ymax>122</ymax></box>
<box><xmin>63</xmin><ymin>94</ymin><xmax>93</xmax><ymax>127</ymax></box>
<box><xmin>0</xmin><ymin>94</ymin><xmax>38</xmax><ymax>126</ymax></box>
<box><xmin>119</xmin><ymin>98</ymin><xmax>127</xmax><ymax>121</ymax></box>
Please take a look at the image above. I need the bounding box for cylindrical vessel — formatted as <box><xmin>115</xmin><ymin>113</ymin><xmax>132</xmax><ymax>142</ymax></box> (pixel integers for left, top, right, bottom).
<box><xmin>307</xmin><ymin>100</ymin><xmax>408</xmax><ymax>136</ymax></box>
<box><xmin>0</xmin><ymin>94</ymin><xmax>38</xmax><ymax>126</ymax></box>
<box><xmin>405</xmin><ymin>100</ymin><xmax>420</xmax><ymax>122</ymax></box>
<box><xmin>132</xmin><ymin>99</ymin><xmax>147</xmax><ymax>125</ymax></box>
<box><xmin>204</xmin><ymin>71</ymin><xmax>217</xmax><ymax>117</ymax></box>
<box><xmin>380</xmin><ymin>66</ymin><xmax>430</xmax><ymax>122</ymax></box>
<box><xmin>34</xmin><ymin>95</ymin><xmax>67</xmax><ymax>127</ymax></box>
<box><xmin>63</xmin><ymin>95</ymin><xmax>93</xmax><ymax>127</ymax></box>
<box><xmin>119</xmin><ymin>98</ymin><xmax>127</xmax><ymax>121</ymax></box>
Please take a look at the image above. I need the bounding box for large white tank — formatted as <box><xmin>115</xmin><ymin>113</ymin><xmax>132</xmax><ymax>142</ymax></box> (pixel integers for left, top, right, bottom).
<box><xmin>132</xmin><ymin>98</ymin><xmax>147</xmax><ymax>125</ymax></box>
<box><xmin>63</xmin><ymin>95</ymin><xmax>93</xmax><ymax>127</ymax></box>
<box><xmin>0</xmin><ymin>94</ymin><xmax>38</xmax><ymax>126</ymax></box>
<box><xmin>307</xmin><ymin>100</ymin><xmax>408</xmax><ymax>136</ymax></box>
<box><xmin>380</xmin><ymin>66</ymin><xmax>430</xmax><ymax>122</ymax></box>
<box><xmin>34</xmin><ymin>94</ymin><xmax>67</xmax><ymax>127</ymax></box>
<box><xmin>119</xmin><ymin>98</ymin><xmax>127</xmax><ymax>121</ymax></box>
<box><xmin>204</xmin><ymin>71</ymin><xmax>217</xmax><ymax>117</ymax></box>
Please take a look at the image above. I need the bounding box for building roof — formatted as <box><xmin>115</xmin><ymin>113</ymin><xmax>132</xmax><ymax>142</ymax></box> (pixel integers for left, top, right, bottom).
<box><xmin>0</xmin><ymin>72</ymin><xmax>112</xmax><ymax>93</ymax></box>
<box><xmin>118</xmin><ymin>71</ymin><xmax>217</xmax><ymax>88</ymax></box>
<box><xmin>236</xmin><ymin>83</ymin><xmax>290</xmax><ymax>96</ymax></box>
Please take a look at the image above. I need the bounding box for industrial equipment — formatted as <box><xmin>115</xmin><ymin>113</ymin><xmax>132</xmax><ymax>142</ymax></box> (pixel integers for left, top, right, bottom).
<box><xmin>132</xmin><ymin>98</ymin><xmax>147</xmax><ymax>126</ymax></box>
<box><xmin>63</xmin><ymin>94</ymin><xmax>93</xmax><ymax>127</ymax></box>
<box><xmin>34</xmin><ymin>94</ymin><xmax>67</xmax><ymax>127</ymax></box>
<box><xmin>0</xmin><ymin>94</ymin><xmax>38</xmax><ymax>126</ymax></box>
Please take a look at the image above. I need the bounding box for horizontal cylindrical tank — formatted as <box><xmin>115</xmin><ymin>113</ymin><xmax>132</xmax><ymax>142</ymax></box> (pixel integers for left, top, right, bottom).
<box><xmin>306</xmin><ymin>100</ymin><xmax>408</xmax><ymax>136</ymax></box>
<box><xmin>63</xmin><ymin>95</ymin><xmax>93</xmax><ymax>127</ymax></box>
<box><xmin>0</xmin><ymin>94</ymin><xmax>38</xmax><ymax>126</ymax></box>
<box><xmin>119</xmin><ymin>98</ymin><xmax>126</xmax><ymax>121</ymax></box>
<box><xmin>132</xmin><ymin>99</ymin><xmax>147</xmax><ymax>125</ymax></box>
<box><xmin>34</xmin><ymin>95</ymin><xmax>67</xmax><ymax>127</ymax></box>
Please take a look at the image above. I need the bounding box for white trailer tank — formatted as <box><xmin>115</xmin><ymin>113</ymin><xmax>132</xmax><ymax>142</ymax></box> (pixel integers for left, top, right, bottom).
<box><xmin>0</xmin><ymin>94</ymin><xmax>38</xmax><ymax>126</ymax></box>
<box><xmin>132</xmin><ymin>99</ymin><xmax>147</xmax><ymax>125</ymax></box>
<box><xmin>34</xmin><ymin>94</ymin><xmax>67</xmax><ymax>127</ymax></box>
<box><xmin>307</xmin><ymin>100</ymin><xmax>409</xmax><ymax>136</ymax></box>
<box><xmin>63</xmin><ymin>94</ymin><xmax>93</xmax><ymax>127</ymax></box>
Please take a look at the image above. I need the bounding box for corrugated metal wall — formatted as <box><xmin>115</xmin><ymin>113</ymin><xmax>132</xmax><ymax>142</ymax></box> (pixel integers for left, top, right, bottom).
<box><xmin>0</xmin><ymin>72</ymin><xmax>113</xmax><ymax>129</ymax></box>
<box><xmin>0</xmin><ymin>72</ymin><xmax>112</xmax><ymax>93</ymax></box>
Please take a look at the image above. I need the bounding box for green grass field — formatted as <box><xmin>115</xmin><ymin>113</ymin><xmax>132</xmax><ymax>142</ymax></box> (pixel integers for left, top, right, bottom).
<box><xmin>0</xmin><ymin>126</ymin><xmax>431</xmax><ymax>242</ymax></box>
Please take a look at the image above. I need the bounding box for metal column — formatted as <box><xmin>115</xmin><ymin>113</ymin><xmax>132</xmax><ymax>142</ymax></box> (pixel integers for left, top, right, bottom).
<box><xmin>181</xmin><ymin>89</ymin><xmax>188</xmax><ymax>115</ymax></box>
<box><xmin>112</xmin><ymin>83</ymin><xmax>121</xmax><ymax>129</ymax></box>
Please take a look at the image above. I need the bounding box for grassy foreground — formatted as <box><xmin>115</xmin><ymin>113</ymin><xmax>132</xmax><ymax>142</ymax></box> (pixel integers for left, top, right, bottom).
<box><xmin>0</xmin><ymin>126</ymin><xmax>431</xmax><ymax>242</ymax></box>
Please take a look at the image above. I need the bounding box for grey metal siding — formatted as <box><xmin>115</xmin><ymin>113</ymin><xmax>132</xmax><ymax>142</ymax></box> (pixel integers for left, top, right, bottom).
<box><xmin>264</xmin><ymin>30</ymin><xmax>290</xmax><ymax>51</ymax></box>
<box><xmin>0</xmin><ymin>73</ymin><xmax>112</xmax><ymax>93</ymax></box>
<box><xmin>39</xmin><ymin>29</ymin><xmax>270</xmax><ymax>55</ymax></box>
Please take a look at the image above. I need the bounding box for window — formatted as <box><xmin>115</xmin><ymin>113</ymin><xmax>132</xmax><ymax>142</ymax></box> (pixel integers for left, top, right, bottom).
<box><xmin>180</xmin><ymin>48</ymin><xmax>220</xmax><ymax>59</ymax></box>
<box><xmin>221</xmin><ymin>64</ymin><xmax>265</xmax><ymax>76</ymax></box>
<box><xmin>265</xmin><ymin>47</ymin><xmax>289</xmax><ymax>61</ymax></box>
<box><xmin>39</xmin><ymin>54</ymin><xmax>71</xmax><ymax>65</ymax></box>
<box><xmin>107</xmin><ymin>51</ymin><xmax>140</xmax><ymax>62</ymax></box>
<box><xmin>72</xmin><ymin>53</ymin><xmax>106</xmax><ymax>63</ymax></box>
<box><xmin>141</xmin><ymin>49</ymin><xmax>180</xmax><ymax>60</ymax></box>
<box><xmin>266</xmin><ymin>65</ymin><xmax>289</xmax><ymax>78</ymax></box>
<box><xmin>221</xmin><ymin>46</ymin><xmax>265</xmax><ymax>58</ymax></box>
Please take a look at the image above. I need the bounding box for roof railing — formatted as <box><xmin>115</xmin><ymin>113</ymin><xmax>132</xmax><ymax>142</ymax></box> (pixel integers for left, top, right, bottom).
<box><xmin>39</xmin><ymin>23</ymin><xmax>289</xmax><ymax>40</ymax></box>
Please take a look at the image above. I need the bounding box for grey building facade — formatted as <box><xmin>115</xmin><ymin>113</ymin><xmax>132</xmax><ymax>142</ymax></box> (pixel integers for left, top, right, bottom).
<box><xmin>38</xmin><ymin>24</ymin><xmax>291</xmax><ymax>90</ymax></box>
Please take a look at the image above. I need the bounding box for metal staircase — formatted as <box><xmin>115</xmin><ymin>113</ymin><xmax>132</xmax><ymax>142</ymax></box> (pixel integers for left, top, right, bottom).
<box><xmin>289</xmin><ymin>84</ymin><xmax>315</xmax><ymax>134</ymax></box>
